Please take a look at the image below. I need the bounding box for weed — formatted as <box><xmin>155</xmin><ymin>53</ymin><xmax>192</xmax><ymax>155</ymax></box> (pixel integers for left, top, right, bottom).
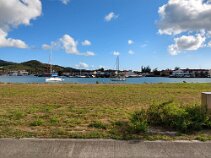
<box><xmin>130</xmin><ymin>110</ymin><xmax>148</xmax><ymax>133</ymax></box>
<box><xmin>88</xmin><ymin>121</ymin><xmax>107</xmax><ymax>129</ymax></box>
<box><xmin>30</xmin><ymin>119</ymin><xmax>44</xmax><ymax>126</ymax></box>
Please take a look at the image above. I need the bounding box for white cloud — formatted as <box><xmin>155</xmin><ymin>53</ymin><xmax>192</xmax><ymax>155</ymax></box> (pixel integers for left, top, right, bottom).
<box><xmin>60</xmin><ymin>0</ymin><xmax>70</xmax><ymax>5</ymax></box>
<box><xmin>104</xmin><ymin>12</ymin><xmax>118</xmax><ymax>22</ymax></box>
<box><xmin>84</xmin><ymin>51</ymin><xmax>95</xmax><ymax>56</ymax></box>
<box><xmin>0</xmin><ymin>0</ymin><xmax>42</xmax><ymax>48</ymax></box>
<box><xmin>158</xmin><ymin>0</ymin><xmax>211</xmax><ymax>35</ymax></box>
<box><xmin>113</xmin><ymin>51</ymin><xmax>120</xmax><ymax>56</ymax></box>
<box><xmin>158</xmin><ymin>0</ymin><xmax>211</xmax><ymax>54</ymax></box>
<box><xmin>128</xmin><ymin>50</ymin><xmax>135</xmax><ymax>55</ymax></box>
<box><xmin>60</xmin><ymin>34</ymin><xmax>79</xmax><ymax>55</ymax></box>
<box><xmin>82</xmin><ymin>40</ymin><xmax>91</xmax><ymax>46</ymax></box>
<box><xmin>128</xmin><ymin>40</ymin><xmax>134</xmax><ymax>45</ymax></box>
<box><xmin>42</xmin><ymin>44</ymin><xmax>52</xmax><ymax>50</ymax></box>
<box><xmin>168</xmin><ymin>34</ymin><xmax>206</xmax><ymax>55</ymax></box>
<box><xmin>76</xmin><ymin>62</ymin><xmax>89</xmax><ymax>69</ymax></box>
<box><xmin>0</xmin><ymin>29</ymin><xmax>28</xmax><ymax>48</ymax></box>
<box><xmin>43</xmin><ymin>34</ymin><xmax>95</xmax><ymax>56</ymax></box>
<box><xmin>208</xmin><ymin>41</ymin><xmax>211</xmax><ymax>47</ymax></box>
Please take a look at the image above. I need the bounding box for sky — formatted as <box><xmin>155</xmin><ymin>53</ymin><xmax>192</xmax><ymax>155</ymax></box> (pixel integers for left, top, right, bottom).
<box><xmin>0</xmin><ymin>0</ymin><xmax>211</xmax><ymax>70</ymax></box>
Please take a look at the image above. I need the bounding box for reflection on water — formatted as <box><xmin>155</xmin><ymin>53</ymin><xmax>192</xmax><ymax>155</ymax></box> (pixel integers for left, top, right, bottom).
<box><xmin>1</xmin><ymin>76</ymin><xmax>211</xmax><ymax>84</ymax></box>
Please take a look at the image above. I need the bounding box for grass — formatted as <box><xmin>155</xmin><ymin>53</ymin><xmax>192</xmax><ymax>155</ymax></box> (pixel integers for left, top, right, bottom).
<box><xmin>0</xmin><ymin>83</ymin><xmax>211</xmax><ymax>140</ymax></box>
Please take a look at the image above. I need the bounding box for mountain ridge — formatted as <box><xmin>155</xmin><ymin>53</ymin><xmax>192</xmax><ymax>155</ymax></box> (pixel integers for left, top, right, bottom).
<box><xmin>0</xmin><ymin>59</ymin><xmax>80</xmax><ymax>74</ymax></box>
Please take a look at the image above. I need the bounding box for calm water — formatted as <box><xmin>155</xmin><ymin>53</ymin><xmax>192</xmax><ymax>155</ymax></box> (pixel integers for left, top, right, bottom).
<box><xmin>1</xmin><ymin>75</ymin><xmax>211</xmax><ymax>84</ymax></box>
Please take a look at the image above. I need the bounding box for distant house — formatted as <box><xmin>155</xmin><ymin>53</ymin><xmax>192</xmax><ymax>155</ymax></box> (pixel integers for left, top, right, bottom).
<box><xmin>8</xmin><ymin>70</ymin><xmax>29</xmax><ymax>76</ymax></box>
<box><xmin>124</xmin><ymin>70</ymin><xmax>140</xmax><ymax>78</ymax></box>
<box><xmin>160</xmin><ymin>69</ymin><xmax>173</xmax><ymax>77</ymax></box>
<box><xmin>0</xmin><ymin>67</ymin><xmax>3</xmax><ymax>75</ymax></box>
<box><xmin>9</xmin><ymin>71</ymin><xmax>18</xmax><ymax>76</ymax></box>
<box><xmin>18</xmin><ymin>70</ymin><xmax>29</xmax><ymax>76</ymax></box>
<box><xmin>171</xmin><ymin>69</ymin><xmax>210</xmax><ymax>78</ymax></box>
<box><xmin>171</xmin><ymin>69</ymin><xmax>189</xmax><ymax>77</ymax></box>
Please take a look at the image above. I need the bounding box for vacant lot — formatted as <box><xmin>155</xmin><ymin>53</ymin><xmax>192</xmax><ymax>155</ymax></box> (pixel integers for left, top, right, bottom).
<box><xmin>0</xmin><ymin>83</ymin><xmax>211</xmax><ymax>140</ymax></box>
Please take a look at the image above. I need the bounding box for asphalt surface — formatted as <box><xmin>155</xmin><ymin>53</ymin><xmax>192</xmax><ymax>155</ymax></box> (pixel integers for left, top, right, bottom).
<box><xmin>0</xmin><ymin>139</ymin><xmax>211</xmax><ymax>158</ymax></box>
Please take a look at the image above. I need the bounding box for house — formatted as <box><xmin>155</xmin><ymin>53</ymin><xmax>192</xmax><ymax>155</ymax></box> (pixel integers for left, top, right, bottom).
<box><xmin>8</xmin><ymin>70</ymin><xmax>29</xmax><ymax>76</ymax></box>
<box><xmin>124</xmin><ymin>70</ymin><xmax>141</xmax><ymax>78</ymax></box>
<box><xmin>18</xmin><ymin>70</ymin><xmax>29</xmax><ymax>76</ymax></box>
<box><xmin>171</xmin><ymin>69</ymin><xmax>210</xmax><ymax>78</ymax></box>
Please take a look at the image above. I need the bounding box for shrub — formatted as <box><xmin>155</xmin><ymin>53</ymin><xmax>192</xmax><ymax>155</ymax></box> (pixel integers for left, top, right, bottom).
<box><xmin>130</xmin><ymin>110</ymin><xmax>148</xmax><ymax>133</ymax></box>
<box><xmin>131</xmin><ymin>101</ymin><xmax>211</xmax><ymax>133</ymax></box>
<box><xmin>147</xmin><ymin>101</ymin><xmax>211</xmax><ymax>132</ymax></box>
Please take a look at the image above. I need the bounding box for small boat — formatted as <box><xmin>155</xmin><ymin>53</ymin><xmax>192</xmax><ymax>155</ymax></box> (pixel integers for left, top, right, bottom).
<box><xmin>45</xmin><ymin>48</ymin><xmax>64</xmax><ymax>83</ymax></box>
<box><xmin>46</xmin><ymin>73</ymin><xmax>64</xmax><ymax>82</ymax></box>
<box><xmin>111</xmin><ymin>55</ymin><xmax>126</xmax><ymax>81</ymax></box>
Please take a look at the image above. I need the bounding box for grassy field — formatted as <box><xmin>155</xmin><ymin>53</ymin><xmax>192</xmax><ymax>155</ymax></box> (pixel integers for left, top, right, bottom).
<box><xmin>0</xmin><ymin>83</ymin><xmax>211</xmax><ymax>140</ymax></box>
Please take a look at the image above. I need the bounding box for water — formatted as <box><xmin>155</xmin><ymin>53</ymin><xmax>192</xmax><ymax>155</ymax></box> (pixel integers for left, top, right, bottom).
<box><xmin>1</xmin><ymin>75</ymin><xmax>211</xmax><ymax>84</ymax></box>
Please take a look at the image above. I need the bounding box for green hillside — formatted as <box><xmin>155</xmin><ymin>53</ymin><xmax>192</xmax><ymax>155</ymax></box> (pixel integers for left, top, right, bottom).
<box><xmin>0</xmin><ymin>59</ymin><xmax>80</xmax><ymax>74</ymax></box>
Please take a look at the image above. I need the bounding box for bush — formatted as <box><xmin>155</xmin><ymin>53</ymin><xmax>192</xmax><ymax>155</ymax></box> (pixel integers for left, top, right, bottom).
<box><xmin>147</xmin><ymin>101</ymin><xmax>190</xmax><ymax>131</ymax></box>
<box><xmin>130</xmin><ymin>110</ymin><xmax>148</xmax><ymax>133</ymax></box>
<box><xmin>131</xmin><ymin>101</ymin><xmax>211</xmax><ymax>133</ymax></box>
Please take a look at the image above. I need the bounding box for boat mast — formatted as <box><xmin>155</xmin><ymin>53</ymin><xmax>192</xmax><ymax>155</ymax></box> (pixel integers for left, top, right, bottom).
<box><xmin>49</xmin><ymin>47</ymin><xmax>53</xmax><ymax>74</ymax></box>
<box><xmin>116</xmin><ymin>56</ymin><xmax>119</xmax><ymax>76</ymax></box>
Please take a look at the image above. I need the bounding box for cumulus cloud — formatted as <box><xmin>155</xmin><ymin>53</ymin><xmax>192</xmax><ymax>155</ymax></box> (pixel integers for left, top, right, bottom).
<box><xmin>158</xmin><ymin>0</ymin><xmax>211</xmax><ymax>55</ymax></box>
<box><xmin>0</xmin><ymin>0</ymin><xmax>42</xmax><ymax>48</ymax></box>
<box><xmin>0</xmin><ymin>29</ymin><xmax>28</xmax><ymax>48</ymax></box>
<box><xmin>76</xmin><ymin>62</ymin><xmax>89</xmax><ymax>69</ymax></box>
<box><xmin>128</xmin><ymin>40</ymin><xmax>134</xmax><ymax>45</ymax></box>
<box><xmin>128</xmin><ymin>50</ymin><xmax>135</xmax><ymax>55</ymax></box>
<box><xmin>168</xmin><ymin>34</ymin><xmax>206</xmax><ymax>55</ymax></box>
<box><xmin>113</xmin><ymin>51</ymin><xmax>120</xmax><ymax>56</ymax></box>
<box><xmin>208</xmin><ymin>41</ymin><xmax>211</xmax><ymax>47</ymax></box>
<box><xmin>158</xmin><ymin>0</ymin><xmax>211</xmax><ymax>35</ymax></box>
<box><xmin>82</xmin><ymin>40</ymin><xmax>91</xmax><ymax>46</ymax></box>
<box><xmin>60</xmin><ymin>34</ymin><xmax>79</xmax><ymax>55</ymax></box>
<box><xmin>104</xmin><ymin>12</ymin><xmax>118</xmax><ymax>22</ymax></box>
<box><xmin>43</xmin><ymin>34</ymin><xmax>95</xmax><ymax>56</ymax></box>
<box><xmin>60</xmin><ymin>0</ymin><xmax>70</xmax><ymax>5</ymax></box>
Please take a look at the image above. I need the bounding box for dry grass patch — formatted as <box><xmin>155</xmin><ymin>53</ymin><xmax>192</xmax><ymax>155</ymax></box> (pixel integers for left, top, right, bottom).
<box><xmin>0</xmin><ymin>83</ymin><xmax>211</xmax><ymax>139</ymax></box>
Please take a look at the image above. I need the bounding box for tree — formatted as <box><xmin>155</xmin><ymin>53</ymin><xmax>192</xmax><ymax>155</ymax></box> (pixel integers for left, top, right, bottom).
<box><xmin>174</xmin><ymin>67</ymin><xmax>180</xmax><ymax>70</ymax></box>
<box><xmin>153</xmin><ymin>68</ymin><xmax>160</xmax><ymax>76</ymax></box>
<box><xmin>141</xmin><ymin>66</ymin><xmax>151</xmax><ymax>73</ymax></box>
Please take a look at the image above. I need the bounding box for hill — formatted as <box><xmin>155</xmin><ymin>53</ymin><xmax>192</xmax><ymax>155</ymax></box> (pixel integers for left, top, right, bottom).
<box><xmin>0</xmin><ymin>60</ymin><xmax>16</xmax><ymax>67</ymax></box>
<box><xmin>0</xmin><ymin>59</ymin><xmax>80</xmax><ymax>74</ymax></box>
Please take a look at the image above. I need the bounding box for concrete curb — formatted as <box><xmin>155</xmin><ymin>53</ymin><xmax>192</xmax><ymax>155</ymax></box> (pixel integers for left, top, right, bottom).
<box><xmin>0</xmin><ymin>139</ymin><xmax>211</xmax><ymax>158</ymax></box>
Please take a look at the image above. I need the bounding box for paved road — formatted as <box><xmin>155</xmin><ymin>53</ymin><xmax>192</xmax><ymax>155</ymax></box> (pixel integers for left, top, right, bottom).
<box><xmin>0</xmin><ymin>139</ymin><xmax>210</xmax><ymax>158</ymax></box>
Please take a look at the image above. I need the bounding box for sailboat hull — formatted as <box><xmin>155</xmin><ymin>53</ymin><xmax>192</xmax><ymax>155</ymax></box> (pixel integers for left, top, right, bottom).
<box><xmin>45</xmin><ymin>77</ymin><xmax>64</xmax><ymax>82</ymax></box>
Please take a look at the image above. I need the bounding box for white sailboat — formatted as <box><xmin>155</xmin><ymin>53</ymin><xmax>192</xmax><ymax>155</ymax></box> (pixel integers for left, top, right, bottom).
<box><xmin>111</xmin><ymin>56</ymin><xmax>126</xmax><ymax>81</ymax></box>
<box><xmin>45</xmin><ymin>48</ymin><xmax>64</xmax><ymax>82</ymax></box>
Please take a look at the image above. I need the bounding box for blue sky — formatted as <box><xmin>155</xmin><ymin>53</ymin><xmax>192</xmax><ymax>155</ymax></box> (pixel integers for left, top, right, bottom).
<box><xmin>0</xmin><ymin>0</ymin><xmax>211</xmax><ymax>70</ymax></box>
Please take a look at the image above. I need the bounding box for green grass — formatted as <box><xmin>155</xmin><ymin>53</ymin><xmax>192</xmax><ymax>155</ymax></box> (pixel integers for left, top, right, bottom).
<box><xmin>0</xmin><ymin>83</ymin><xmax>211</xmax><ymax>140</ymax></box>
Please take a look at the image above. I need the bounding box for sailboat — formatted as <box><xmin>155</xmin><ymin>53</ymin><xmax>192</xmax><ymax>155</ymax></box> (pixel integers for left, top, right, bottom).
<box><xmin>45</xmin><ymin>48</ymin><xmax>64</xmax><ymax>82</ymax></box>
<box><xmin>111</xmin><ymin>56</ymin><xmax>126</xmax><ymax>81</ymax></box>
